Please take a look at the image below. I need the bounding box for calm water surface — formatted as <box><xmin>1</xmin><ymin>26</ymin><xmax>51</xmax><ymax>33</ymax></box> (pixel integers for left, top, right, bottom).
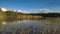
<box><xmin>0</xmin><ymin>18</ymin><xmax>60</xmax><ymax>34</ymax></box>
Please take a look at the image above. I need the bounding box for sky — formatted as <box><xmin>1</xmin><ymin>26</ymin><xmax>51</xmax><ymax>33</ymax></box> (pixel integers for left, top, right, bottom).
<box><xmin>0</xmin><ymin>0</ymin><xmax>60</xmax><ymax>13</ymax></box>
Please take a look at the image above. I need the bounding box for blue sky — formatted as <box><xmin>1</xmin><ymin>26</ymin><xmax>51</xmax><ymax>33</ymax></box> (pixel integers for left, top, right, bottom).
<box><xmin>0</xmin><ymin>0</ymin><xmax>60</xmax><ymax>12</ymax></box>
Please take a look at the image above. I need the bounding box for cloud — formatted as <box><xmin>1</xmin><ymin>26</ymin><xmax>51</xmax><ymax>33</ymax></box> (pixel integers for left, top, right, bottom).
<box><xmin>17</xmin><ymin>8</ymin><xmax>60</xmax><ymax>13</ymax></box>
<box><xmin>13</xmin><ymin>10</ymin><xmax>17</xmax><ymax>12</ymax></box>
<box><xmin>17</xmin><ymin>10</ymin><xmax>31</xmax><ymax>13</ymax></box>
<box><xmin>39</xmin><ymin>8</ymin><xmax>54</xmax><ymax>13</ymax></box>
<box><xmin>1</xmin><ymin>8</ymin><xmax>59</xmax><ymax>13</ymax></box>
<box><xmin>1</xmin><ymin>8</ymin><xmax>7</xmax><ymax>12</ymax></box>
<box><xmin>17</xmin><ymin>9</ymin><xmax>55</xmax><ymax>13</ymax></box>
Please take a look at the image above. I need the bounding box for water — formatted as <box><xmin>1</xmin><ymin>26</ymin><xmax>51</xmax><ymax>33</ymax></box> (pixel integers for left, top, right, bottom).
<box><xmin>0</xmin><ymin>18</ymin><xmax>60</xmax><ymax>34</ymax></box>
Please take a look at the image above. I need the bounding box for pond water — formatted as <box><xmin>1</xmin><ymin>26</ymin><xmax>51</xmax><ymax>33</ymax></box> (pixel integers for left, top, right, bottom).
<box><xmin>0</xmin><ymin>18</ymin><xmax>60</xmax><ymax>34</ymax></box>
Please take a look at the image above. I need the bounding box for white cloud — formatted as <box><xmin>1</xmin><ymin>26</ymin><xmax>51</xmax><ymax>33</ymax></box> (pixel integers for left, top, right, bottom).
<box><xmin>17</xmin><ymin>10</ymin><xmax>31</xmax><ymax>13</ymax></box>
<box><xmin>39</xmin><ymin>8</ymin><xmax>54</xmax><ymax>13</ymax></box>
<box><xmin>1</xmin><ymin>8</ymin><xmax>58</xmax><ymax>13</ymax></box>
<box><xmin>13</xmin><ymin>10</ymin><xmax>17</xmax><ymax>12</ymax></box>
<box><xmin>17</xmin><ymin>10</ymin><xmax>22</xmax><ymax>12</ymax></box>
<box><xmin>17</xmin><ymin>9</ymin><xmax>60</xmax><ymax>13</ymax></box>
<box><xmin>1</xmin><ymin>8</ymin><xmax>7</xmax><ymax>12</ymax></box>
<box><xmin>17</xmin><ymin>9</ymin><xmax>55</xmax><ymax>13</ymax></box>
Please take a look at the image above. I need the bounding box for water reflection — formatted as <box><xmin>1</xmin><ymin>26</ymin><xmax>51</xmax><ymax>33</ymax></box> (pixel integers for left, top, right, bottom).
<box><xmin>0</xmin><ymin>19</ymin><xmax>60</xmax><ymax>34</ymax></box>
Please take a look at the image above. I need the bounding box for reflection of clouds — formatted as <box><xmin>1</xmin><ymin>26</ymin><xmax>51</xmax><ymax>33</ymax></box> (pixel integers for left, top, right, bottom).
<box><xmin>2</xmin><ymin>21</ymin><xmax>6</xmax><ymax>24</ymax></box>
<box><xmin>1</xmin><ymin>20</ymin><xmax>60</xmax><ymax>34</ymax></box>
